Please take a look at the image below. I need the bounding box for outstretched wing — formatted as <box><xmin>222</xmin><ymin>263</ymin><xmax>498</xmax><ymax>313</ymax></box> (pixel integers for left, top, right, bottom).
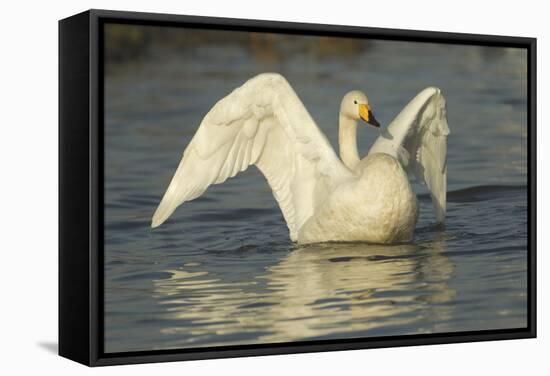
<box><xmin>151</xmin><ymin>73</ymin><xmax>353</xmax><ymax>241</ymax></box>
<box><xmin>368</xmin><ymin>87</ymin><xmax>450</xmax><ymax>223</ymax></box>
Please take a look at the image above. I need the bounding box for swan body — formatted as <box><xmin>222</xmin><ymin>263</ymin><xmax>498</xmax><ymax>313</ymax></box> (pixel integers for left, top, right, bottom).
<box><xmin>151</xmin><ymin>73</ymin><xmax>449</xmax><ymax>244</ymax></box>
<box><xmin>298</xmin><ymin>153</ymin><xmax>418</xmax><ymax>244</ymax></box>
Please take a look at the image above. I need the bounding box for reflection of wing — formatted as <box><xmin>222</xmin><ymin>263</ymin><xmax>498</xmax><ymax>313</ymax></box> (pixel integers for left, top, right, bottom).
<box><xmin>152</xmin><ymin>73</ymin><xmax>353</xmax><ymax>240</ymax></box>
<box><xmin>368</xmin><ymin>87</ymin><xmax>449</xmax><ymax>223</ymax></box>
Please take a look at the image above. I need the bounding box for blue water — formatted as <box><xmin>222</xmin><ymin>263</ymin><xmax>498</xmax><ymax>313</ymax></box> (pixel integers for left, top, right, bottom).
<box><xmin>103</xmin><ymin>28</ymin><xmax>528</xmax><ymax>353</ymax></box>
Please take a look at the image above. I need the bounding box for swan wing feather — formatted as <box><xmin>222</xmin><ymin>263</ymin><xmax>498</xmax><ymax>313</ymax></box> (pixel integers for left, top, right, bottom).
<box><xmin>151</xmin><ymin>73</ymin><xmax>352</xmax><ymax>240</ymax></box>
<box><xmin>368</xmin><ymin>87</ymin><xmax>449</xmax><ymax>223</ymax></box>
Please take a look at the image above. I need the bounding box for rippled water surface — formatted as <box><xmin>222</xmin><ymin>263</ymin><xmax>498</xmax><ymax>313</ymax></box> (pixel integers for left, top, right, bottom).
<box><xmin>104</xmin><ymin>28</ymin><xmax>528</xmax><ymax>353</ymax></box>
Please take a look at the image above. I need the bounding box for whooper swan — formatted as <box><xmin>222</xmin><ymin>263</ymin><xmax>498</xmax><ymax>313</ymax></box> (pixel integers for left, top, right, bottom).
<box><xmin>151</xmin><ymin>73</ymin><xmax>449</xmax><ymax>244</ymax></box>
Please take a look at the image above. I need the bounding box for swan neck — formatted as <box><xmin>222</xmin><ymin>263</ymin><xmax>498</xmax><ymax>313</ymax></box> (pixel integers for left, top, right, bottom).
<box><xmin>339</xmin><ymin>114</ymin><xmax>361</xmax><ymax>170</ymax></box>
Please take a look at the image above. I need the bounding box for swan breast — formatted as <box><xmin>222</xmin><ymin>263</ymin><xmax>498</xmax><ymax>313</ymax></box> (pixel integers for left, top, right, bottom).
<box><xmin>298</xmin><ymin>153</ymin><xmax>418</xmax><ymax>244</ymax></box>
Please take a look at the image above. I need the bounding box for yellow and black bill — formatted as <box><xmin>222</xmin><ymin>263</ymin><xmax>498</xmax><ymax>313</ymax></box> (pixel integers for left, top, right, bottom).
<box><xmin>359</xmin><ymin>104</ymin><xmax>381</xmax><ymax>128</ymax></box>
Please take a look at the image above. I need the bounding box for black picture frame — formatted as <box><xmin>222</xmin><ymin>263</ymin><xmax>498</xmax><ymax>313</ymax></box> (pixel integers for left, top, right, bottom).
<box><xmin>59</xmin><ymin>9</ymin><xmax>537</xmax><ymax>367</ymax></box>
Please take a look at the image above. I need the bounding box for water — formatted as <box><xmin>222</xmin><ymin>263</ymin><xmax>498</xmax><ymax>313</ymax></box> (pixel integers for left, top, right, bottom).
<box><xmin>104</xmin><ymin>28</ymin><xmax>528</xmax><ymax>353</ymax></box>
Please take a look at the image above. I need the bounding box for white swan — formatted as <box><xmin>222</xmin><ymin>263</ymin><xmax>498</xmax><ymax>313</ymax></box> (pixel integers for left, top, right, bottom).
<box><xmin>151</xmin><ymin>73</ymin><xmax>449</xmax><ymax>244</ymax></box>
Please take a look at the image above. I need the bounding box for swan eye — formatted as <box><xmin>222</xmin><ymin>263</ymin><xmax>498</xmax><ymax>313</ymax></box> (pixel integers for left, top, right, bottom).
<box><xmin>353</xmin><ymin>100</ymin><xmax>357</xmax><ymax>104</ymax></box>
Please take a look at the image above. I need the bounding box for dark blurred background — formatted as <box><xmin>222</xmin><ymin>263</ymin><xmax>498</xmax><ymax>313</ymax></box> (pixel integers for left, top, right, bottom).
<box><xmin>105</xmin><ymin>24</ymin><xmax>372</xmax><ymax>65</ymax></box>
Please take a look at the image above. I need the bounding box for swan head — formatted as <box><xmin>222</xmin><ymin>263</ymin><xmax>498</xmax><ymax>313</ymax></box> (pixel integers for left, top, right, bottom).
<box><xmin>340</xmin><ymin>90</ymin><xmax>380</xmax><ymax>128</ymax></box>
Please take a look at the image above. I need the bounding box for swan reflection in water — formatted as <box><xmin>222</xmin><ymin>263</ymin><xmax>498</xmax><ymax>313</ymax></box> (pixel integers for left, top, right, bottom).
<box><xmin>152</xmin><ymin>236</ymin><xmax>455</xmax><ymax>348</ymax></box>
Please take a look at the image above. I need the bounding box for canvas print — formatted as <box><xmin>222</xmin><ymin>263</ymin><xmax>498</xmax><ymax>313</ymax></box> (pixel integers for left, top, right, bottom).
<box><xmin>103</xmin><ymin>23</ymin><xmax>528</xmax><ymax>353</ymax></box>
